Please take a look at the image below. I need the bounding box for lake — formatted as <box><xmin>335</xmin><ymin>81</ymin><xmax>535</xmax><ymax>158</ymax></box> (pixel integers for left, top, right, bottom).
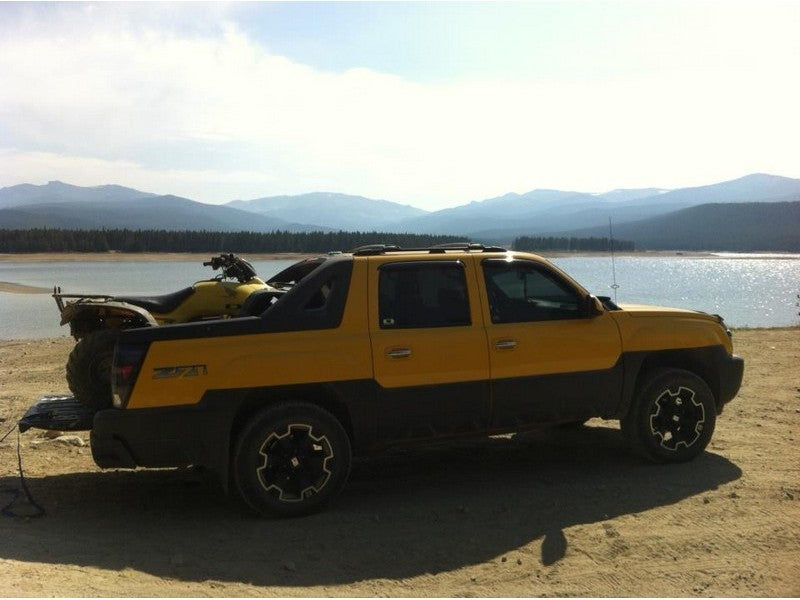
<box><xmin>1</xmin><ymin>255</ymin><xmax>798</xmax><ymax>339</ymax></box>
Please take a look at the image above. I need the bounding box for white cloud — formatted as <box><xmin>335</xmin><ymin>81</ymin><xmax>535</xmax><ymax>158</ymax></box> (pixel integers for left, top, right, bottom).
<box><xmin>0</xmin><ymin>149</ymin><xmax>277</xmax><ymax>201</ymax></box>
<box><xmin>1</xmin><ymin>6</ymin><xmax>799</xmax><ymax>209</ymax></box>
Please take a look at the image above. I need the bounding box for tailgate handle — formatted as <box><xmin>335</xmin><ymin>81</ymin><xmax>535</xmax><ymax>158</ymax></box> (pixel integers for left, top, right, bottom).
<box><xmin>386</xmin><ymin>348</ymin><xmax>412</xmax><ymax>358</ymax></box>
<box><xmin>494</xmin><ymin>339</ymin><xmax>518</xmax><ymax>350</ymax></box>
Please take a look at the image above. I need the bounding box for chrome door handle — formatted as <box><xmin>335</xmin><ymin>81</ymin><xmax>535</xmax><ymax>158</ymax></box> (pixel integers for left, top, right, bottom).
<box><xmin>386</xmin><ymin>348</ymin><xmax>412</xmax><ymax>358</ymax></box>
<box><xmin>493</xmin><ymin>339</ymin><xmax>518</xmax><ymax>349</ymax></box>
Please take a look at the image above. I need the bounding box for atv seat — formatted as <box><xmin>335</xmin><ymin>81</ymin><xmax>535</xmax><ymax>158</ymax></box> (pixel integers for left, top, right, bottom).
<box><xmin>114</xmin><ymin>286</ymin><xmax>195</xmax><ymax>314</ymax></box>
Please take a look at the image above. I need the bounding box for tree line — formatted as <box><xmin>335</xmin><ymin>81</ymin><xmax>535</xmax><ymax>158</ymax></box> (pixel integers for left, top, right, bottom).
<box><xmin>512</xmin><ymin>236</ymin><xmax>635</xmax><ymax>252</ymax></box>
<box><xmin>0</xmin><ymin>229</ymin><xmax>466</xmax><ymax>254</ymax></box>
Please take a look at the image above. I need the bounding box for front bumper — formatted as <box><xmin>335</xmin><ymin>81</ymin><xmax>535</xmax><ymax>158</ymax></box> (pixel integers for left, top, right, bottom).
<box><xmin>718</xmin><ymin>354</ymin><xmax>745</xmax><ymax>410</ymax></box>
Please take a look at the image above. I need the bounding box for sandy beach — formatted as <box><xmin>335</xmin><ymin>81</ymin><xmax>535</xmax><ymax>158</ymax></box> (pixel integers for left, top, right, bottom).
<box><xmin>0</xmin><ymin>328</ymin><xmax>798</xmax><ymax>596</ymax></box>
<box><xmin>0</xmin><ymin>282</ymin><xmax>52</xmax><ymax>294</ymax></box>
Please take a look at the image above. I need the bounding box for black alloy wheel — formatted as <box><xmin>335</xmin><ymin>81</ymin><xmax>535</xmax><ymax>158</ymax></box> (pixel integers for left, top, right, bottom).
<box><xmin>257</xmin><ymin>423</ymin><xmax>334</xmax><ymax>502</ymax></box>
<box><xmin>649</xmin><ymin>385</ymin><xmax>705</xmax><ymax>451</ymax></box>
<box><xmin>622</xmin><ymin>368</ymin><xmax>716</xmax><ymax>463</ymax></box>
<box><xmin>233</xmin><ymin>402</ymin><xmax>352</xmax><ymax>517</ymax></box>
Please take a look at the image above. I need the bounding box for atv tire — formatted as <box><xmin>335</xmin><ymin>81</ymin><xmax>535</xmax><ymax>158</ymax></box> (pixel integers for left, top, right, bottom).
<box><xmin>66</xmin><ymin>330</ymin><xmax>120</xmax><ymax>410</ymax></box>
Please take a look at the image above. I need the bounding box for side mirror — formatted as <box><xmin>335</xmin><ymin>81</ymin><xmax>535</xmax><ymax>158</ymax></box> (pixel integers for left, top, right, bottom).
<box><xmin>581</xmin><ymin>294</ymin><xmax>603</xmax><ymax>317</ymax></box>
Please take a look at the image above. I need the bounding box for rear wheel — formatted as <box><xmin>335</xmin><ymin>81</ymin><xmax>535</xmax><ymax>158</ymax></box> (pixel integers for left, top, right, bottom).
<box><xmin>66</xmin><ymin>329</ymin><xmax>119</xmax><ymax>410</ymax></box>
<box><xmin>621</xmin><ymin>368</ymin><xmax>716</xmax><ymax>463</ymax></box>
<box><xmin>233</xmin><ymin>402</ymin><xmax>352</xmax><ymax>517</ymax></box>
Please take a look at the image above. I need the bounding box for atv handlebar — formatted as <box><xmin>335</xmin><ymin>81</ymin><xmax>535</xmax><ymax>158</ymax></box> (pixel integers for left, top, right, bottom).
<box><xmin>203</xmin><ymin>253</ymin><xmax>258</xmax><ymax>283</ymax></box>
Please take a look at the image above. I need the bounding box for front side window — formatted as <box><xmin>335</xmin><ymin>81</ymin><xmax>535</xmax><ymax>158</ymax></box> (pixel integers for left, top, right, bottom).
<box><xmin>379</xmin><ymin>261</ymin><xmax>470</xmax><ymax>329</ymax></box>
<box><xmin>483</xmin><ymin>259</ymin><xmax>582</xmax><ymax>323</ymax></box>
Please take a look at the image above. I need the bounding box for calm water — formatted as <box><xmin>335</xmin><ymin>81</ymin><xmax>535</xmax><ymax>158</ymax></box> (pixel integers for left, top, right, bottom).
<box><xmin>1</xmin><ymin>256</ymin><xmax>798</xmax><ymax>339</ymax></box>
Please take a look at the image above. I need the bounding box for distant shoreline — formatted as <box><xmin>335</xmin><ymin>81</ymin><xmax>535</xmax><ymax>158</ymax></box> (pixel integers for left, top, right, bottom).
<box><xmin>0</xmin><ymin>281</ymin><xmax>52</xmax><ymax>294</ymax></box>
<box><xmin>0</xmin><ymin>252</ymin><xmax>318</xmax><ymax>263</ymax></box>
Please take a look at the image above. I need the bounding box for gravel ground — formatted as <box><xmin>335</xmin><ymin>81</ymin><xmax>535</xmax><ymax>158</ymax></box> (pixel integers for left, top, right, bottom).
<box><xmin>0</xmin><ymin>329</ymin><xmax>798</xmax><ymax>597</ymax></box>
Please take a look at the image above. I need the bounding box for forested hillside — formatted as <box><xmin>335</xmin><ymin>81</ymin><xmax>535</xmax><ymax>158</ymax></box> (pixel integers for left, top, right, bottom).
<box><xmin>0</xmin><ymin>229</ymin><xmax>463</xmax><ymax>254</ymax></box>
<box><xmin>560</xmin><ymin>201</ymin><xmax>800</xmax><ymax>251</ymax></box>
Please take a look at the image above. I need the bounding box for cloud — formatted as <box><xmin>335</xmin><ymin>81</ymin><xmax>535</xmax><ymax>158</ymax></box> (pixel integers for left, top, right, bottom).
<box><xmin>1</xmin><ymin>5</ymin><xmax>799</xmax><ymax>209</ymax></box>
<box><xmin>0</xmin><ymin>149</ymin><xmax>276</xmax><ymax>202</ymax></box>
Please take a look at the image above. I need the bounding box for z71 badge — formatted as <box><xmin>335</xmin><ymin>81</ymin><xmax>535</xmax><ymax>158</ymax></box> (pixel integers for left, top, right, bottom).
<box><xmin>152</xmin><ymin>365</ymin><xmax>208</xmax><ymax>379</ymax></box>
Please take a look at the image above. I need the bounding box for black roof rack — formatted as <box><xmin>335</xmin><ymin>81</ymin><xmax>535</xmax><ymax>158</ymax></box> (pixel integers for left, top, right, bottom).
<box><xmin>350</xmin><ymin>244</ymin><xmax>402</xmax><ymax>255</ymax></box>
<box><xmin>350</xmin><ymin>243</ymin><xmax>507</xmax><ymax>256</ymax></box>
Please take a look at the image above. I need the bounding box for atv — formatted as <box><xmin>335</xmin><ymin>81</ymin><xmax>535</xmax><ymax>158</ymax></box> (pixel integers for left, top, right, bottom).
<box><xmin>54</xmin><ymin>253</ymin><xmax>285</xmax><ymax>410</ymax></box>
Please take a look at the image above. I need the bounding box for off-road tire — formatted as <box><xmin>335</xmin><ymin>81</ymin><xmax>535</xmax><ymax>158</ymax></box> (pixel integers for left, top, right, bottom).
<box><xmin>233</xmin><ymin>402</ymin><xmax>352</xmax><ymax>518</ymax></box>
<box><xmin>621</xmin><ymin>368</ymin><xmax>716</xmax><ymax>463</ymax></box>
<box><xmin>66</xmin><ymin>329</ymin><xmax>120</xmax><ymax>411</ymax></box>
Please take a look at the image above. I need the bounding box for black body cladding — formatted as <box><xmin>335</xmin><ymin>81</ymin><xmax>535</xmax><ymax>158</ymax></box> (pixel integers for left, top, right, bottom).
<box><xmin>91</xmin><ymin>343</ymin><xmax>743</xmax><ymax>492</ymax></box>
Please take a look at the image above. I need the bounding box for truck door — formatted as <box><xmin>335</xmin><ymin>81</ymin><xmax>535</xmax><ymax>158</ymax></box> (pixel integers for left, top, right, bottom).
<box><xmin>479</xmin><ymin>257</ymin><xmax>623</xmax><ymax>427</ymax></box>
<box><xmin>368</xmin><ymin>257</ymin><xmax>491</xmax><ymax>443</ymax></box>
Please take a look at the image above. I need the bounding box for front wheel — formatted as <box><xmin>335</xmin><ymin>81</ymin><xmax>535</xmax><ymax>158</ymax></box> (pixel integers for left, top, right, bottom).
<box><xmin>66</xmin><ymin>329</ymin><xmax>120</xmax><ymax>410</ymax></box>
<box><xmin>621</xmin><ymin>368</ymin><xmax>716</xmax><ymax>463</ymax></box>
<box><xmin>233</xmin><ymin>402</ymin><xmax>352</xmax><ymax>517</ymax></box>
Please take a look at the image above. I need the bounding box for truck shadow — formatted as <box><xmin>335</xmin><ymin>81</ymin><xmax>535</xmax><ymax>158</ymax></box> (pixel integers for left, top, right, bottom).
<box><xmin>0</xmin><ymin>424</ymin><xmax>741</xmax><ymax>586</ymax></box>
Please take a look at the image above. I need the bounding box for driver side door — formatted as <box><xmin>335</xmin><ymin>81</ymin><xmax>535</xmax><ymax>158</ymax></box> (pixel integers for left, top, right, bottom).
<box><xmin>479</xmin><ymin>258</ymin><xmax>623</xmax><ymax>428</ymax></box>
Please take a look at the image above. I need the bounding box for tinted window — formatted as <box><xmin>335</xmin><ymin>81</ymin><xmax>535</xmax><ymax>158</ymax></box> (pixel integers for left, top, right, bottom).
<box><xmin>379</xmin><ymin>262</ymin><xmax>470</xmax><ymax>329</ymax></box>
<box><xmin>483</xmin><ymin>260</ymin><xmax>581</xmax><ymax>323</ymax></box>
<box><xmin>259</xmin><ymin>258</ymin><xmax>353</xmax><ymax>332</ymax></box>
<box><xmin>303</xmin><ymin>279</ymin><xmax>334</xmax><ymax>310</ymax></box>
<box><xmin>267</xmin><ymin>258</ymin><xmax>326</xmax><ymax>289</ymax></box>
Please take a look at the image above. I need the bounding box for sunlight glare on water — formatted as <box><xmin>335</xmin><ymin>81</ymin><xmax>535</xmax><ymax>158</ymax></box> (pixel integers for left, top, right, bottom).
<box><xmin>552</xmin><ymin>257</ymin><xmax>800</xmax><ymax>329</ymax></box>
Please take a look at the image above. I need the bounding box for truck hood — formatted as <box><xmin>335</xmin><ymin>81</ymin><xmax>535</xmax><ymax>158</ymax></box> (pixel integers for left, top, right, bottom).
<box><xmin>616</xmin><ymin>303</ymin><xmax>720</xmax><ymax>322</ymax></box>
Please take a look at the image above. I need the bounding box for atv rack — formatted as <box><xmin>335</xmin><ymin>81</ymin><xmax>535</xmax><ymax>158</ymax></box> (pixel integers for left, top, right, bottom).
<box><xmin>53</xmin><ymin>286</ymin><xmax>115</xmax><ymax>312</ymax></box>
<box><xmin>350</xmin><ymin>243</ymin><xmax>507</xmax><ymax>256</ymax></box>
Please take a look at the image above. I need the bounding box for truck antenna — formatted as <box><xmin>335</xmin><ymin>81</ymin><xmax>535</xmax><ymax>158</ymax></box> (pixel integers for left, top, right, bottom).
<box><xmin>609</xmin><ymin>217</ymin><xmax>619</xmax><ymax>303</ymax></box>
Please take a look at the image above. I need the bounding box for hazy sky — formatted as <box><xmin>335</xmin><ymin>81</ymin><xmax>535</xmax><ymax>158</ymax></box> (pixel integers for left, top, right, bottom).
<box><xmin>1</xmin><ymin>1</ymin><xmax>798</xmax><ymax>210</ymax></box>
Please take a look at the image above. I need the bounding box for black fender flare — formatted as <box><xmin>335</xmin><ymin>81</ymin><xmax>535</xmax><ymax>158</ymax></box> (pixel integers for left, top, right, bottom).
<box><xmin>61</xmin><ymin>300</ymin><xmax>159</xmax><ymax>329</ymax></box>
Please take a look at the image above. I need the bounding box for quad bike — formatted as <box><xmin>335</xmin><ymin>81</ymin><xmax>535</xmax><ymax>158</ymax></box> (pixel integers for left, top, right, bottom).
<box><xmin>54</xmin><ymin>253</ymin><xmax>286</xmax><ymax>410</ymax></box>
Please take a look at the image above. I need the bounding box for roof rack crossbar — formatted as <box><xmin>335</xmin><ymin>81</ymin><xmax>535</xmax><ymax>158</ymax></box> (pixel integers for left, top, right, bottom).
<box><xmin>350</xmin><ymin>243</ymin><xmax>507</xmax><ymax>256</ymax></box>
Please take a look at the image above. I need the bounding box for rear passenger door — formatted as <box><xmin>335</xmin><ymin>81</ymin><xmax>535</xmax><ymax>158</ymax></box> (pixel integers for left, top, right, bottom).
<box><xmin>368</xmin><ymin>258</ymin><xmax>491</xmax><ymax>443</ymax></box>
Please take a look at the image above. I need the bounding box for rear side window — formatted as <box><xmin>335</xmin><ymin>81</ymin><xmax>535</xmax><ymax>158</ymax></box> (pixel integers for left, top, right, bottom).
<box><xmin>260</xmin><ymin>258</ymin><xmax>353</xmax><ymax>333</ymax></box>
<box><xmin>303</xmin><ymin>279</ymin><xmax>333</xmax><ymax>311</ymax></box>
<box><xmin>379</xmin><ymin>261</ymin><xmax>470</xmax><ymax>329</ymax></box>
<box><xmin>267</xmin><ymin>258</ymin><xmax>326</xmax><ymax>289</ymax></box>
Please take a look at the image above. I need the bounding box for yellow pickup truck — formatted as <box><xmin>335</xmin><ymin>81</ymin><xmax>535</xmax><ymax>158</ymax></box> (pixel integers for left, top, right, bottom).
<box><xmin>68</xmin><ymin>244</ymin><xmax>742</xmax><ymax>516</ymax></box>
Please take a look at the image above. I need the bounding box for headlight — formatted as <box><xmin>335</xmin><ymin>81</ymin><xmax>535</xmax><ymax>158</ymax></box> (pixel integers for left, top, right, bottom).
<box><xmin>714</xmin><ymin>314</ymin><xmax>732</xmax><ymax>338</ymax></box>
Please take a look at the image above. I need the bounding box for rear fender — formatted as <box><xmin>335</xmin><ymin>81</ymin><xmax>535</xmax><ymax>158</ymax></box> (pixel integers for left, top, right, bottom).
<box><xmin>61</xmin><ymin>300</ymin><xmax>158</xmax><ymax>335</ymax></box>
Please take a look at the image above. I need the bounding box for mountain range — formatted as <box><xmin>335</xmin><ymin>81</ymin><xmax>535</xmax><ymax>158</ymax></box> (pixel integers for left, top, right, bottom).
<box><xmin>227</xmin><ymin>192</ymin><xmax>426</xmax><ymax>232</ymax></box>
<box><xmin>0</xmin><ymin>181</ymin><xmax>318</xmax><ymax>232</ymax></box>
<box><xmin>1</xmin><ymin>174</ymin><xmax>799</xmax><ymax>250</ymax></box>
<box><xmin>559</xmin><ymin>201</ymin><xmax>800</xmax><ymax>252</ymax></box>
